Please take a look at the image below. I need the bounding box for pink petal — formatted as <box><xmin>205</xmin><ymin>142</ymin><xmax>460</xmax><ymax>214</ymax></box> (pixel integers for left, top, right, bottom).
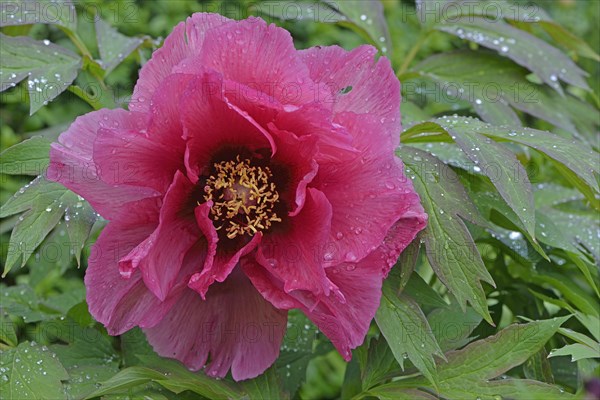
<box><xmin>85</xmin><ymin>201</ymin><xmax>203</xmax><ymax>335</ymax></box>
<box><xmin>244</xmin><ymin>207</ymin><xmax>426</xmax><ymax>360</ymax></box>
<box><xmin>313</xmin><ymin>112</ymin><xmax>424</xmax><ymax>265</ymax></box>
<box><xmin>130</xmin><ymin>13</ymin><xmax>230</xmax><ymax>112</ymax></box>
<box><xmin>144</xmin><ymin>268</ymin><xmax>287</xmax><ymax>381</ymax></box>
<box><xmin>93</xmin><ymin>127</ymin><xmax>182</xmax><ymax>194</ymax></box>
<box><xmin>272</xmin><ymin>103</ymin><xmax>358</xmax><ymax>163</ymax></box>
<box><xmin>189</xmin><ymin>203</ymin><xmax>262</xmax><ymax>298</ymax></box>
<box><xmin>267</xmin><ymin>126</ymin><xmax>319</xmax><ymax>216</ymax></box>
<box><xmin>47</xmin><ymin>109</ymin><xmax>159</xmax><ymax>220</ymax></box>
<box><xmin>119</xmin><ymin>171</ymin><xmax>201</xmax><ymax>301</ymax></box>
<box><xmin>299</xmin><ymin>45</ymin><xmax>401</xmax><ymax>148</ymax></box>
<box><xmin>181</xmin><ymin>72</ymin><xmax>275</xmax><ymax>182</ymax></box>
<box><xmin>256</xmin><ymin>188</ymin><xmax>334</xmax><ymax>295</ymax></box>
<box><xmin>196</xmin><ymin>17</ymin><xmax>326</xmax><ymax>106</ymax></box>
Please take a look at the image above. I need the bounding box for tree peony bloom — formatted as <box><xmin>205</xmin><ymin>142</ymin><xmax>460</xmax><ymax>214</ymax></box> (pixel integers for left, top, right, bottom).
<box><xmin>48</xmin><ymin>13</ymin><xmax>427</xmax><ymax>380</ymax></box>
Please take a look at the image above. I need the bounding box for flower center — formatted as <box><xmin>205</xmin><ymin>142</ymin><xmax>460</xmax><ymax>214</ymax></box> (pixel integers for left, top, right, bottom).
<box><xmin>203</xmin><ymin>156</ymin><xmax>281</xmax><ymax>239</ymax></box>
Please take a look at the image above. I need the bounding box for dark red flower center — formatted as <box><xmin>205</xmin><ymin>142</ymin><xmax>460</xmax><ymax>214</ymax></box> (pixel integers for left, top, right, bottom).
<box><xmin>203</xmin><ymin>155</ymin><xmax>282</xmax><ymax>239</ymax></box>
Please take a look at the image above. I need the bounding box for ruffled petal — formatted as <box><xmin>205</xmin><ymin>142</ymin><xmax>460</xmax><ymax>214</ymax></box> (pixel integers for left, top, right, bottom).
<box><xmin>313</xmin><ymin>112</ymin><xmax>423</xmax><ymax>265</ymax></box>
<box><xmin>188</xmin><ymin>203</ymin><xmax>262</xmax><ymax>298</ymax></box>
<box><xmin>181</xmin><ymin>72</ymin><xmax>276</xmax><ymax>182</ymax></box>
<box><xmin>93</xmin><ymin>127</ymin><xmax>182</xmax><ymax>194</ymax></box>
<box><xmin>85</xmin><ymin>200</ymin><xmax>204</xmax><ymax>335</ymax></box>
<box><xmin>118</xmin><ymin>171</ymin><xmax>201</xmax><ymax>301</ymax></box>
<box><xmin>131</xmin><ymin>13</ymin><xmax>230</xmax><ymax>112</ymax></box>
<box><xmin>244</xmin><ymin>214</ymin><xmax>425</xmax><ymax>360</ymax></box>
<box><xmin>47</xmin><ymin>109</ymin><xmax>159</xmax><ymax>220</ymax></box>
<box><xmin>195</xmin><ymin>17</ymin><xmax>326</xmax><ymax>106</ymax></box>
<box><xmin>256</xmin><ymin>188</ymin><xmax>334</xmax><ymax>295</ymax></box>
<box><xmin>144</xmin><ymin>268</ymin><xmax>287</xmax><ymax>381</ymax></box>
<box><xmin>299</xmin><ymin>45</ymin><xmax>401</xmax><ymax>147</ymax></box>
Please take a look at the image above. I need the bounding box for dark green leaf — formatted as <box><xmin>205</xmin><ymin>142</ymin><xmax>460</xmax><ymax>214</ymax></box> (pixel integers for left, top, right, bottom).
<box><xmin>95</xmin><ymin>17</ymin><xmax>143</xmax><ymax>74</ymax></box>
<box><xmin>376</xmin><ymin>284</ymin><xmax>445</xmax><ymax>388</ymax></box>
<box><xmin>0</xmin><ymin>341</ymin><xmax>69</xmax><ymax>400</ymax></box>
<box><xmin>0</xmin><ymin>136</ymin><xmax>51</xmax><ymax>176</ymax></box>
<box><xmin>437</xmin><ymin>18</ymin><xmax>589</xmax><ymax>93</ymax></box>
<box><xmin>0</xmin><ymin>0</ymin><xmax>77</xmax><ymax>31</ymax></box>
<box><xmin>428</xmin><ymin>302</ymin><xmax>482</xmax><ymax>352</ymax></box>
<box><xmin>399</xmin><ymin>146</ymin><xmax>495</xmax><ymax>323</ymax></box>
<box><xmin>0</xmin><ymin>33</ymin><xmax>82</xmax><ymax>114</ymax></box>
<box><xmin>0</xmin><ymin>309</ymin><xmax>17</xmax><ymax>347</ymax></box>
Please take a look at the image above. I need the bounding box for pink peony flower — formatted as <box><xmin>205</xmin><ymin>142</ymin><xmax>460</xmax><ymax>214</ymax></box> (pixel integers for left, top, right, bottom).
<box><xmin>48</xmin><ymin>13</ymin><xmax>427</xmax><ymax>380</ymax></box>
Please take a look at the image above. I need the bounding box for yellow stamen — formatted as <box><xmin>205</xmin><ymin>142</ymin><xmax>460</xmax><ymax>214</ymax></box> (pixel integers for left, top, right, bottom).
<box><xmin>204</xmin><ymin>156</ymin><xmax>281</xmax><ymax>239</ymax></box>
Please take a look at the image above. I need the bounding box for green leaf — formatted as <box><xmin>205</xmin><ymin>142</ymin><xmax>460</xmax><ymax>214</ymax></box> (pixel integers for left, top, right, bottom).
<box><xmin>0</xmin><ymin>283</ymin><xmax>58</xmax><ymax>322</ymax></box>
<box><xmin>437</xmin><ymin>18</ymin><xmax>589</xmax><ymax>93</ymax></box>
<box><xmin>277</xmin><ymin>310</ymin><xmax>319</xmax><ymax>396</ymax></box>
<box><xmin>1</xmin><ymin>176</ymin><xmax>98</xmax><ymax>275</ymax></box>
<box><xmin>0</xmin><ymin>136</ymin><xmax>51</xmax><ymax>176</ymax></box>
<box><xmin>0</xmin><ymin>33</ymin><xmax>82</xmax><ymax>114</ymax></box>
<box><xmin>371</xmin><ymin>318</ymin><xmax>573</xmax><ymax>399</ymax></box>
<box><xmin>324</xmin><ymin>0</ymin><xmax>391</xmax><ymax>54</ymax></box>
<box><xmin>2</xmin><ymin>177</ymin><xmax>70</xmax><ymax>274</ymax></box>
<box><xmin>0</xmin><ymin>341</ymin><xmax>69</xmax><ymax>400</ymax></box>
<box><xmin>64</xmin><ymin>197</ymin><xmax>97</xmax><ymax>266</ymax></box>
<box><xmin>48</xmin><ymin>320</ymin><xmax>120</xmax><ymax>399</ymax></box>
<box><xmin>428</xmin><ymin>302</ymin><xmax>482</xmax><ymax>352</ymax></box>
<box><xmin>361</xmin><ymin>336</ymin><xmax>399</xmax><ymax>390</ymax></box>
<box><xmin>412</xmin><ymin>51</ymin><xmax>597</xmax><ymax>136</ymax></box>
<box><xmin>375</xmin><ymin>283</ymin><xmax>445</xmax><ymax>388</ymax></box>
<box><xmin>95</xmin><ymin>17</ymin><xmax>143</xmax><ymax>74</ymax></box>
<box><xmin>448</xmin><ymin>125</ymin><xmax>535</xmax><ymax>236</ymax></box>
<box><xmin>433</xmin><ymin>116</ymin><xmax>599</xmax><ymax>194</ymax></box>
<box><xmin>242</xmin><ymin>366</ymin><xmax>283</xmax><ymax>400</ymax></box>
<box><xmin>398</xmin><ymin>146</ymin><xmax>495</xmax><ymax>323</ymax></box>
<box><xmin>524</xmin><ymin>348</ymin><xmax>555</xmax><ymax>384</ymax></box>
<box><xmin>367</xmin><ymin>387</ymin><xmax>438</xmax><ymax>400</ymax></box>
<box><xmin>549</xmin><ymin>343</ymin><xmax>600</xmax><ymax>362</ymax></box>
<box><xmin>538</xmin><ymin>21</ymin><xmax>600</xmax><ymax>62</ymax></box>
<box><xmin>0</xmin><ymin>0</ymin><xmax>77</xmax><ymax>31</ymax></box>
<box><xmin>0</xmin><ymin>309</ymin><xmax>17</xmax><ymax>347</ymax></box>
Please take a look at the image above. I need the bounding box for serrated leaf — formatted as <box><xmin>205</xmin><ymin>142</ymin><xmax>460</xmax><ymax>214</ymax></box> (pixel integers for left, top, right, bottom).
<box><xmin>1</xmin><ymin>176</ymin><xmax>98</xmax><ymax>275</ymax></box>
<box><xmin>95</xmin><ymin>17</ymin><xmax>143</xmax><ymax>74</ymax></box>
<box><xmin>432</xmin><ymin>116</ymin><xmax>599</xmax><ymax>194</ymax></box>
<box><xmin>398</xmin><ymin>146</ymin><xmax>495</xmax><ymax>323</ymax></box>
<box><xmin>0</xmin><ymin>33</ymin><xmax>81</xmax><ymax>114</ymax></box>
<box><xmin>428</xmin><ymin>302</ymin><xmax>482</xmax><ymax>352</ymax></box>
<box><xmin>0</xmin><ymin>0</ymin><xmax>77</xmax><ymax>31</ymax></box>
<box><xmin>413</xmin><ymin>50</ymin><xmax>596</xmax><ymax>136</ymax></box>
<box><xmin>368</xmin><ymin>387</ymin><xmax>438</xmax><ymax>400</ymax></box>
<box><xmin>371</xmin><ymin>318</ymin><xmax>572</xmax><ymax>399</ymax></box>
<box><xmin>549</xmin><ymin>343</ymin><xmax>600</xmax><ymax>362</ymax></box>
<box><xmin>437</xmin><ymin>18</ymin><xmax>589</xmax><ymax>93</ymax></box>
<box><xmin>375</xmin><ymin>285</ymin><xmax>445</xmax><ymax>388</ymax></box>
<box><xmin>0</xmin><ymin>341</ymin><xmax>69</xmax><ymax>400</ymax></box>
<box><xmin>361</xmin><ymin>336</ymin><xmax>399</xmax><ymax>390</ymax></box>
<box><xmin>449</xmin><ymin>126</ymin><xmax>535</xmax><ymax>236</ymax></box>
<box><xmin>64</xmin><ymin>198</ymin><xmax>96</xmax><ymax>266</ymax></box>
<box><xmin>0</xmin><ymin>136</ymin><xmax>51</xmax><ymax>176</ymax></box>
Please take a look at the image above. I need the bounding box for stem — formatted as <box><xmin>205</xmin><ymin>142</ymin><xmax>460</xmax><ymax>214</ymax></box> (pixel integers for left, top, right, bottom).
<box><xmin>67</xmin><ymin>85</ymin><xmax>103</xmax><ymax>110</ymax></box>
<box><xmin>398</xmin><ymin>30</ymin><xmax>433</xmax><ymax>77</ymax></box>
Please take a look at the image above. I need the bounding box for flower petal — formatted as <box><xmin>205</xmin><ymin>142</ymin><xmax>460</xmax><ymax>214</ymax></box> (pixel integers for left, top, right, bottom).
<box><xmin>118</xmin><ymin>171</ymin><xmax>201</xmax><ymax>301</ymax></box>
<box><xmin>131</xmin><ymin>13</ymin><xmax>230</xmax><ymax>112</ymax></box>
<box><xmin>48</xmin><ymin>109</ymin><xmax>159</xmax><ymax>220</ymax></box>
<box><xmin>85</xmin><ymin>200</ymin><xmax>204</xmax><ymax>335</ymax></box>
<box><xmin>181</xmin><ymin>72</ymin><xmax>275</xmax><ymax>182</ymax></box>
<box><xmin>93</xmin><ymin>127</ymin><xmax>182</xmax><ymax>194</ymax></box>
<box><xmin>144</xmin><ymin>268</ymin><xmax>287</xmax><ymax>381</ymax></box>
<box><xmin>196</xmin><ymin>17</ymin><xmax>325</xmax><ymax>106</ymax></box>
<box><xmin>313</xmin><ymin>112</ymin><xmax>423</xmax><ymax>265</ymax></box>
<box><xmin>256</xmin><ymin>188</ymin><xmax>334</xmax><ymax>295</ymax></box>
<box><xmin>299</xmin><ymin>45</ymin><xmax>400</xmax><ymax>145</ymax></box>
<box><xmin>189</xmin><ymin>203</ymin><xmax>262</xmax><ymax>299</ymax></box>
